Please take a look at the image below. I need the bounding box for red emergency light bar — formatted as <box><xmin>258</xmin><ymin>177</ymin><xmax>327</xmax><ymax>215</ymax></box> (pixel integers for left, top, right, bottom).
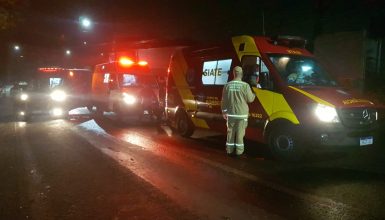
<box><xmin>138</xmin><ymin>60</ymin><xmax>148</xmax><ymax>66</ymax></box>
<box><xmin>38</xmin><ymin>67</ymin><xmax>65</xmax><ymax>73</ymax></box>
<box><xmin>118</xmin><ymin>56</ymin><xmax>148</xmax><ymax>67</ymax></box>
<box><xmin>119</xmin><ymin>56</ymin><xmax>135</xmax><ymax>66</ymax></box>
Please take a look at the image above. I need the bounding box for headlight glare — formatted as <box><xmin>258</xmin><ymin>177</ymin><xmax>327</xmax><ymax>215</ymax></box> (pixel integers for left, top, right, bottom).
<box><xmin>50</xmin><ymin>90</ymin><xmax>67</xmax><ymax>102</ymax></box>
<box><xmin>314</xmin><ymin>104</ymin><xmax>340</xmax><ymax>123</ymax></box>
<box><xmin>52</xmin><ymin>108</ymin><xmax>63</xmax><ymax>116</ymax></box>
<box><xmin>20</xmin><ymin>93</ymin><xmax>29</xmax><ymax>101</ymax></box>
<box><xmin>122</xmin><ymin>93</ymin><xmax>136</xmax><ymax>105</ymax></box>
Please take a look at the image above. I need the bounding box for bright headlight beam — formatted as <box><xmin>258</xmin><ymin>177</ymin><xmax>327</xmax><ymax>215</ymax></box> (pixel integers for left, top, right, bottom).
<box><xmin>301</xmin><ymin>65</ymin><xmax>312</xmax><ymax>72</ymax></box>
<box><xmin>314</xmin><ymin>104</ymin><xmax>339</xmax><ymax>123</ymax></box>
<box><xmin>50</xmin><ymin>90</ymin><xmax>67</xmax><ymax>102</ymax></box>
<box><xmin>52</xmin><ymin>108</ymin><xmax>63</xmax><ymax>116</ymax></box>
<box><xmin>20</xmin><ymin>93</ymin><xmax>28</xmax><ymax>101</ymax></box>
<box><xmin>122</xmin><ymin>93</ymin><xmax>136</xmax><ymax>105</ymax></box>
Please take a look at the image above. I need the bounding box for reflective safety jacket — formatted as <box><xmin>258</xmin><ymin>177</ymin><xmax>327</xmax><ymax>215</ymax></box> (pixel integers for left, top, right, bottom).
<box><xmin>221</xmin><ymin>80</ymin><xmax>256</xmax><ymax>119</ymax></box>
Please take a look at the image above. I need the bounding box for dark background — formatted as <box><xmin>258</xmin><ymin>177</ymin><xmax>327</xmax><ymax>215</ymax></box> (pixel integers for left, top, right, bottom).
<box><xmin>1</xmin><ymin>0</ymin><xmax>385</xmax><ymax>82</ymax></box>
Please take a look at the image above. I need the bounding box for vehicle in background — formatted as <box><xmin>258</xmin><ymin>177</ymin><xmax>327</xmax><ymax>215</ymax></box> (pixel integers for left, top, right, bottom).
<box><xmin>135</xmin><ymin>46</ymin><xmax>184</xmax><ymax>110</ymax></box>
<box><xmin>0</xmin><ymin>84</ymin><xmax>15</xmax><ymax>98</ymax></box>
<box><xmin>11</xmin><ymin>81</ymin><xmax>29</xmax><ymax>115</ymax></box>
<box><xmin>91</xmin><ymin>56</ymin><xmax>161</xmax><ymax>121</ymax></box>
<box><xmin>15</xmin><ymin>67</ymin><xmax>92</xmax><ymax>120</ymax></box>
<box><xmin>165</xmin><ymin>35</ymin><xmax>379</xmax><ymax>161</ymax></box>
<box><xmin>10</xmin><ymin>81</ymin><xmax>28</xmax><ymax>98</ymax></box>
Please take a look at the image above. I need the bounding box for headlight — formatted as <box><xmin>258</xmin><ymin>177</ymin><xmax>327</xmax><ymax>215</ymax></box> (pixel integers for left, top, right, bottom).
<box><xmin>52</xmin><ymin>108</ymin><xmax>63</xmax><ymax>116</ymax></box>
<box><xmin>122</xmin><ymin>93</ymin><xmax>136</xmax><ymax>105</ymax></box>
<box><xmin>314</xmin><ymin>104</ymin><xmax>340</xmax><ymax>123</ymax></box>
<box><xmin>50</xmin><ymin>90</ymin><xmax>67</xmax><ymax>102</ymax></box>
<box><xmin>20</xmin><ymin>93</ymin><xmax>28</xmax><ymax>101</ymax></box>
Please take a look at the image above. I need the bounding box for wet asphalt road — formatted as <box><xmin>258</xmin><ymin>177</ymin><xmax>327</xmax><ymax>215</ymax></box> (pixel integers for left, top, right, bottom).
<box><xmin>1</xmin><ymin>96</ymin><xmax>385</xmax><ymax>220</ymax></box>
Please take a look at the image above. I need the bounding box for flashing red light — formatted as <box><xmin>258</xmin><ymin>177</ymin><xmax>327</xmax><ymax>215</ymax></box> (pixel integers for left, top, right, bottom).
<box><xmin>138</xmin><ymin>60</ymin><xmax>148</xmax><ymax>66</ymax></box>
<box><xmin>119</xmin><ymin>56</ymin><xmax>135</xmax><ymax>67</ymax></box>
<box><xmin>38</xmin><ymin>67</ymin><xmax>64</xmax><ymax>73</ymax></box>
<box><xmin>69</xmin><ymin>71</ymin><xmax>74</xmax><ymax>77</ymax></box>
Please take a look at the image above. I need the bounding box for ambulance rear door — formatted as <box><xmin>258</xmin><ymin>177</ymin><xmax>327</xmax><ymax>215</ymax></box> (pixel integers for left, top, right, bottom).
<box><xmin>92</xmin><ymin>63</ymin><xmax>115</xmax><ymax>106</ymax></box>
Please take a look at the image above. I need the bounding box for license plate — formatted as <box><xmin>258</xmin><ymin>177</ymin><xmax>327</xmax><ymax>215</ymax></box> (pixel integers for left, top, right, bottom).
<box><xmin>360</xmin><ymin>136</ymin><xmax>373</xmax><ymax>146</ymax></box>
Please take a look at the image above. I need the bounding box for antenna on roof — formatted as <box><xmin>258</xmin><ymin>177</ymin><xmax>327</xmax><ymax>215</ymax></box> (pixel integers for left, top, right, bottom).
<box><xmin>262</xmin><ymin>10</ymin><xmax>266</xmax><ymax>36</ymax></box>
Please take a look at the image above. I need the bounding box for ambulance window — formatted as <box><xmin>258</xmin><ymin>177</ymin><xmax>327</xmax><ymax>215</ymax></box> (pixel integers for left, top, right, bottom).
<box><xmin>49</xmin><ymin>78</ymin><xmax>63</xmax><ymax>88</ymax></box>
<box><xmin>261</xmin><ymin>61</ymin><xmax>269</xmax><ymax>73</ymax></box>
<box><xmin>103</xmin><ymin>73</ymin><xmax>110</xmax><ymax>83</ymax></box>
<box><xmin>241</xmin><ymin>56</ymin><xmax>270</xmax><ymax>88</ymax></box>
<box><xmin>122</xmin><ymin>74</ymin><xmax>136</xmax><ymax>86</ymax></box>
<box><xmin>269</xmin><ymin>55</ymin><xmax>337</xmax><ymax>86</ymax></box>
<box><xmin>120</xmin><ymin>73</ymin><xmax>158</xmax><ymax>88</ymax></box>
<box><xmin>202</xmin><ymin>59</ymin><xmax>232</xmax><ymax>86</ymax></box>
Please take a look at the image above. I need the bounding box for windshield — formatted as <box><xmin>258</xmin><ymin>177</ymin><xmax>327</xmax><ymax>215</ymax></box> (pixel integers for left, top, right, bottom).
<box><xmin>119</xmin><ymin>73</ymin><xmax>158</xmax><ymax>88</ymax></box>
<box><xmin>28</xmin><ymin>77</ymin><xmax>65</xmax><ymax>91</ymax></box>
<box><xmin>269</xmin><ymin>54</ymin><xmax>337</xmax><ymax>87</ymax></box>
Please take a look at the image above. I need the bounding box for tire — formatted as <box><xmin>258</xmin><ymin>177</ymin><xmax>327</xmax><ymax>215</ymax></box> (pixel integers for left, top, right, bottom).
<box><xmin>268</xmin><ymin>125</ymin><xmax>305</xmax><ymax>161</ymax></box>
<box><xmin>176</xmin><ymin>112</ymin><xmax>194</xmax><ymax>137</ymax></box>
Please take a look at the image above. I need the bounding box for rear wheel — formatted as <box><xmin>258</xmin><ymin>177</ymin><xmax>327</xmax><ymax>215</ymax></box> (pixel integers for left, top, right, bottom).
<box><xmin>268</xmin><ymin>125</ymin><xmax>305</xmax><ymax>161</ymax></box>
<box><xmin>176</xmin><ymin>112</ymin><xmax>194</xmax><ymax>137</ymax></box>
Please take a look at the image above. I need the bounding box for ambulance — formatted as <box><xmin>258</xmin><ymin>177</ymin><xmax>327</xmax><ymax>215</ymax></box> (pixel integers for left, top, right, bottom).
<box><xmin>16</xmin><ymin>67</ymin><xmax>92</xmax><ymax>120</ymax></box>
<box><xmin>165</xmin><ymin>35</ymin><xmax>379</xmax><ymax>160</ymax></box>
<box><xmin>91</xmin><ymin>55</ymin><xmax>161</xmax><ymax>121</ymax></box>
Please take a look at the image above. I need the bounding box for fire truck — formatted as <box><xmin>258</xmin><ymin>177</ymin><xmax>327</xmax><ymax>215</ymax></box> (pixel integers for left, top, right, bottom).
<box><xmin>91</xmin><ymin>55</ymin><xmax>161</xmax><ymax>121</ymax></box>
<box><xmin>15</xmin><ymin>67</ymin><xmax>92</xmax><ymax>120</ymax></box>
<box><xmin>165</xmin><ymin>35</ymin><xmax>379</xmax><ymax>160</ymax></box>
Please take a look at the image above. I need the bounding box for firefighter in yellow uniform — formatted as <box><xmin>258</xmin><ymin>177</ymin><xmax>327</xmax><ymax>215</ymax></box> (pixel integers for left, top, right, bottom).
<box><xmin>221</xmin><ymin>66</ymin><xmax>256</xmax><ymax>156</ymax></box>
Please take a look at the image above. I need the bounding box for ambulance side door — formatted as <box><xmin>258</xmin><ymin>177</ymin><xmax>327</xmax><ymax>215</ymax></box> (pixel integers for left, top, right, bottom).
<box><xmin>92</xmin><ymin>66</ymin><xmax>111</xmax><ymax>108</ymax></box>
<box><xmin>241</xmin><ymin>56</ymin><xmax>273</xmax><ymax>139</ymax></box>
<box><xmin>196</xmin><ymin>57</ymin><xmax>233</xmax><ymax>125</ymax></box>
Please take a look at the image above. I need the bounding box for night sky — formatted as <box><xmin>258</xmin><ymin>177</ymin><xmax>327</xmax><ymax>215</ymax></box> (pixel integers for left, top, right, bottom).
<box><xmin>1</xmin><ymin>0</ymin><xmax>384</xmax><ymax>82</ymax></box>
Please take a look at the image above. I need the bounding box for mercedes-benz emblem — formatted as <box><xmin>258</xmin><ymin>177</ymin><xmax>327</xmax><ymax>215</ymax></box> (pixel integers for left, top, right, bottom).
<box><xmin>363</xmin><ymin>109</ymin><xmax>370</xmax><ymax>120</ymax></box>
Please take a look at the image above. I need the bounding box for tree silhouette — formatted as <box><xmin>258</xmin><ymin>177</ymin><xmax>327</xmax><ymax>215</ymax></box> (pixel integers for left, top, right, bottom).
<box><xmin>0</xmin><ymin>0</ymin><xmax>28</xmax><ymax>30</ymax></box>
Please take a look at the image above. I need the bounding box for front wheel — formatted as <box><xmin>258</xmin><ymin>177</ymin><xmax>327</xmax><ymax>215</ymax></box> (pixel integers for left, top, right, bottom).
<box><xmin>268</xmin><ymin>125</ymin><xmax>305</xmax><ymax>161</ymax></box>
<box><xmin>176</xmin><ymin>112</ymin><xmax>194</xmax><ymax>137</ymax></box>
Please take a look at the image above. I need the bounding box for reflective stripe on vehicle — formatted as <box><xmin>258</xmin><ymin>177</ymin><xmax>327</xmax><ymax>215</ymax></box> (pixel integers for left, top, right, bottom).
<box><xmin>227</xmin><ymin>114</ymin><xmax>249</xmax><ymax>118</ymax></box>
<box><xmin>170</xmin><ymin>50</ymin><xmax>209</xmax><ymax>129</ymax></box>
<box><xmin>289</xmin><ymin>86</ymin><xmax>335</xmax><ymax>108</ymax></box>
